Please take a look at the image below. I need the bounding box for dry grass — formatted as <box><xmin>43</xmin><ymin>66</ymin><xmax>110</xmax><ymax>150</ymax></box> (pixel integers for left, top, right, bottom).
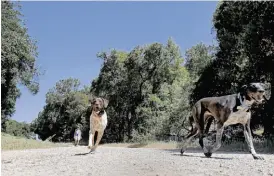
<box><xmin>2</xmin><ymin>131</ymin><xmax>273</xmax><ymax>154</ymax></box>
<box><xmin>1</xmin><ymin>133</ymin><xmax>70</xmax><ymax>151</ymax></box>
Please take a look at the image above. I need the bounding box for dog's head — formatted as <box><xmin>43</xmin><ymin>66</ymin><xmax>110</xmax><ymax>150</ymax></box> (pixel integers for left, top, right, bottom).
<box><xmin>240</xmin><ymin>83</ymin><xmax>265</xmax><ymax>103</ymax></box>
<box><xmin>92</xmin><ymin>97</ymin><xmax>109</xmax><ymax>112</ymax></box>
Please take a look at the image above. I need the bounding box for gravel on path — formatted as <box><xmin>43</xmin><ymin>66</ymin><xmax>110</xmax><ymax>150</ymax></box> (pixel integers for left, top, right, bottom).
<box><xmin>2</xmin><ymin>146</ymin><xmax>274</xmax><ymax>176</ymax></box>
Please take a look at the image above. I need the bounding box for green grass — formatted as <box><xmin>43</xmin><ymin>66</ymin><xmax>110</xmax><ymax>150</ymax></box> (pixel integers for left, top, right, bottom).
<box><xmin>1</xmin><ymin>133</ymin><xmax>70</xmax><ymax>151</ymax></box>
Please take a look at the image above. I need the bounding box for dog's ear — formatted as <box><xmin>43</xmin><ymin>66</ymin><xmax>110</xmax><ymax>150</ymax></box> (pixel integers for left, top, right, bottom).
<box><xmin>239</xmin><ymin>85</ymin><xmax>248</xmax><ymax>94</ymax></box>
<box><xmin>88</xmin><ymin>95</ymin><xmax>96</xmax><ymax>105</ymax></box>
<box><xmin>102</xmin><ymin>98</ymin><xmax>109</xmax><ymax>108</ymax></box>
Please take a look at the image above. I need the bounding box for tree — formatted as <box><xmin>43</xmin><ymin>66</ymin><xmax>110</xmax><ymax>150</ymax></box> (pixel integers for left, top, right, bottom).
<box><xmin>1</xmin><ymin>1</ymin><xmax>41</xmax><ymax>131</ymax></box>
<box><xmin>5</xmin><ymin>119</ymin><xmax>31</xmax><ymax>138</ymax></box>
<box><xmin>165</xmin><ymin>43</ymin><xmax>216</xmax><ymax>137</ymax></box>
<box><xmin>31</xmin><ymin>78</ymin><xmax>90</xmax><ymax>141</ymax></box>
<box><xmin>91</xmin><ymin>38</ymin><xmax>190</xmax><ymax>142</ymax></box>
<box><xmin>185</xmin><ymin>43</ymin><xmax>216</xmax><ymax>81</ymax></box>
<box><xmin>192</xmin><ymin>1</ymin><xmax>274</xmax><ymax>135</ymax></box>
<box><xmin>32</xmin><ymin>40</ymin><xmax>214</xmax><ymax>143</ymax></box>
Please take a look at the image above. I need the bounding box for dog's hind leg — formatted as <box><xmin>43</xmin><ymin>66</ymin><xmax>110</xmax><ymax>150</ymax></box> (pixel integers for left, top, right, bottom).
<box><xmin>180</xmin><ymin>127</ymin><xmax>201</xmax><ymax>155</ymax></box>
<box><xmin>181</xmin><ymin>103</ymin><xmax>203</xmax><ymax>154</ymax></box>
<box><xmin>204</xmin><ymin>117</ymin><xmax>214</xmax><ymax>135</ymax></box>
<box><xmin>203</xmin><ymin>122</ymin><xmax>224</xmax><ymax>157</ymax></box>
<box><xmin>197</xmin><ymin>110</ymin><xmax>213</xmax><ymax>150</ymax></box>
<box><xmin>199</xmin><ymin>116</ymin><xmax>214</xmax><ymax>148</ymax></box>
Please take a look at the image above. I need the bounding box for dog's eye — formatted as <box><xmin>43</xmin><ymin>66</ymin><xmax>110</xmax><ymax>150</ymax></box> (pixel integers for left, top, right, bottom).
<box><xmin>258</xmin><ymin>90</ymin><xmax>264</xmax><ymax>93</ymax></box>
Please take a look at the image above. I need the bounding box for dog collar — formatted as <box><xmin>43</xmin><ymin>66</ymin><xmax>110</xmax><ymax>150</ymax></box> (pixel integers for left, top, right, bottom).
<box><xmin>94</xmin><ymin>110</ymin><xmax>105</xmax><ymax>117</ymax></box>
<box><xmin>237</xmin><ymin>93</ymin><xmax>251</xmax><ymax>109</ymax></box>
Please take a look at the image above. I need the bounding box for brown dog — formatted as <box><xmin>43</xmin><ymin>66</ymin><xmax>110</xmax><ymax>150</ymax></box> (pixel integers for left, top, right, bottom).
<box><xmin>88</xmin><ymin>97</ymin><xmax>109</xmax><ymax>153</ymax></box>
<box><xmin>181</xmin><ymin>83</ymin><xmax>266</xmax><ymax>160</ymax></box>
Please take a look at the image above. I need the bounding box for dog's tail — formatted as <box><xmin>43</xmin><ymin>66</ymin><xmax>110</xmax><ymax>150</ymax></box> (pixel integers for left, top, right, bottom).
<box><xmin>185</xmin><ymin>104</ymin><xmax>201</xmax><ymax>139</ymax></box>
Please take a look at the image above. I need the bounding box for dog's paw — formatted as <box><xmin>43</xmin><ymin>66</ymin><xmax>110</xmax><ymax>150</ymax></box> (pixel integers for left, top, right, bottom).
<box><xmin>204</xmin><ymin>152</ymin><xmax>212</xmax><ymax>158</ymax></box>
<box><xmin>87</xmin><ymin>145</ymin><xmax>92</xmax><ymax>149</ymax></box>
<box><xmin>253</xmin><ymin>154</ymin><xmax>264</xmax><ymax>160</ymax></box>
<box><xmin>203</xmin><ymin>144</ymin><xmax>213</xmax><ymax>154</ymax></box>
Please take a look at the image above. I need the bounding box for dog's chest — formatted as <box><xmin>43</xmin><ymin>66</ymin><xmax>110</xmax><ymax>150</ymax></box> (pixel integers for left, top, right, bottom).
<box><xmin>91</xmin><ymin>112</ymin><xmax>107</xmax><ymax>130</ymax></box>
<box><xmin>224</xmin><ymin>110</ymin><xmax>251</xmax><ymax>126</ymax></box>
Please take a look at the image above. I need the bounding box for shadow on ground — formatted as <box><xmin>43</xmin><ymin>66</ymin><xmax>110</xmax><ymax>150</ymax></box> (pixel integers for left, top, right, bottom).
<box><xmin>73</xmin><ymin>152</ymin><xmax>91</xmax><ymax>156</ymax></box>
<box><xmin>171</xmin><ymin>153</ymin><xmax>233</xmax><ymax>160</ymax></box>
<box><xmin>162</xmin><ymin>147</ymin><xmax>274</xmax><ymax>157</ymax></box>
<box><xmin>73</xmin><ymin>151</ymin><xmax>95</xmax><ymax>156</ymax></box>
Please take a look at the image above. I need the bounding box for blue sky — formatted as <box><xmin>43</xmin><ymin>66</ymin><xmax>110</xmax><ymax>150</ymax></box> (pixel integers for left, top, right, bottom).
<box><xmin>14</xmin><ymin>1</ymin><xmax>218</xmax><ymax>123</ymax></box>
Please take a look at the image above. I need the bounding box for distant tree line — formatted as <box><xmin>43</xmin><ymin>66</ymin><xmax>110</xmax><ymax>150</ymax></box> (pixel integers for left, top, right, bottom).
<box><xmin>4</xmin><ymin>119</ymin><xmax>32</xmax><ymax>138</ymax></box>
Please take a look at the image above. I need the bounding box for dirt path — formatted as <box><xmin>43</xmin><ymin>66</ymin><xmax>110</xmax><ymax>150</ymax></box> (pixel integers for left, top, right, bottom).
<box><xmin>2</xmin><ymin>146</ymin><xmax>274</xmax><ymax>176</ymax></box>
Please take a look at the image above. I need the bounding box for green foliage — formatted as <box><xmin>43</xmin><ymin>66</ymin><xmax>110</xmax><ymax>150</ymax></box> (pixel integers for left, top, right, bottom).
<box><xmin>31</xmin><ymin>78</ymin><xmax>90</xmax><ymax>142</ymax></box>
<box><xmin>91</xmin><ymin>38</ymin><xmax>192</xmax><ymax>142</ymax></box>
<box><xmin>1</xmin><ymin>1</ymin><xmax>41</xmax><ymax>131</ymax></box>
<box><xmin>7</xmin><ymin>1</ymin><xmax>274</xmax><ymax>144</ymax></box>
<box><xmin>192</xmin><ymin>1</ymin><xmax>274</xmax><ymax>135</ymax></box>
<box><xmin>32</xmin><ymin>38</ymin><xmax>214</xmax><ymax>143</ymax></box>
<box><xmin>5</xmin><ymin>119</ymin><xmax>31</xmax><ymax>138</ymax></box>
<box><xmin>162</xmin><ymin>43</ymin><xmax>216</xmax><ymax>137</ymax></box>
<box><xmin>32</xmin><ymin>2</ymin><xmax>274</xmax><ymax>142</ymax></box>
<box><xmin>185</xmin><ymin>43</ymin><xmax>216</xmax><ymax>81</ymax></box>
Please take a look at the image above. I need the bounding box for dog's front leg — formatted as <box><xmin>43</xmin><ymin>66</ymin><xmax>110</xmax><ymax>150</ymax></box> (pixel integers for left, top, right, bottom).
<box><xmin>90</xmin><ymin>131</ymin><xmax>104</xmax><ymax>153</ymax></box>
<box><xmin>243</xmin><ymin>120</ymin><xmax>264</xmax><ymax>160</ymax></box>
<box><xmin>88</xmin><ymin>130</ymin><xmax>93</xmax><ymax>149</ymax></box>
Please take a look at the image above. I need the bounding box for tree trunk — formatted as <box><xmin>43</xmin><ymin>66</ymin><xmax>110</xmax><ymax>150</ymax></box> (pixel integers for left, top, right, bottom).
<box><xmin>118</xmin><ymin>110</ymin><xmax>125</xmax><ymax>142</ymax></box>
<box><xmin>127</xmin><ymin>110</ymin><xmax>133</xmax><ymax>140</ymax></box>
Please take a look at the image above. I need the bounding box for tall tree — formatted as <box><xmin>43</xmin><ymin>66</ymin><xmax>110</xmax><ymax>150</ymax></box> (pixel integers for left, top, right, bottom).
<box><xmin>1</xmin><ymin>1</ymin><xmax>40</xmax><ymax>131</ymax></box>
<box><xmin>167</xmin><ymin>43</ymin><xmax>216</xmax><ymax>136</ymax></box>
<box><xmin>31</xmin><ymin>78</ymin><xmax>90</xmax><ymax>141</ymax></box>
<box><xmin>91</xmin><ymin>38</ymin><xmax>190</xmax><ymax>142</ymax></box>
<box><xmin>185</xmin><ymin>43</ymin><xmax>215</xmax><ymax>81</ymax></box>
<box><xmin>192</xmin><ymin>1</ymin><xmax>274</xmax><ymax>135</ymax></box>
